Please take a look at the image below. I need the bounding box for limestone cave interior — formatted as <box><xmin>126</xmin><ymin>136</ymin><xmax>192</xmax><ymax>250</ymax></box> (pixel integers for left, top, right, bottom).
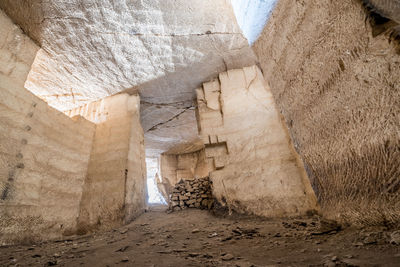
<box><xmin>0</xmin><ymin>0</ymin><xmax>399</xmax><ymax>266</ymax></box>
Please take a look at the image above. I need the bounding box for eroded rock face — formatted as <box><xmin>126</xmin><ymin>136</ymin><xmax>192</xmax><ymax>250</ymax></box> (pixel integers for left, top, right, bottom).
<box><xmin>0</xmin><ymin>0</ymin><xmax>257</xmax><ymax>155</ymax></box>
<box><xmin>252</xmin><ymin>0</ymin><xmax>400</xmax><ymax>225</ymax></box>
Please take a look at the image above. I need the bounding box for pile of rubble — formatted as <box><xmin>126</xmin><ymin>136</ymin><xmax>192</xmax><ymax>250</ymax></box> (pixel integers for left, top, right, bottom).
<box><xmin>168</xmin><ymin>177</ymin><xmax>214</xmax><ymax>211</ymax></box>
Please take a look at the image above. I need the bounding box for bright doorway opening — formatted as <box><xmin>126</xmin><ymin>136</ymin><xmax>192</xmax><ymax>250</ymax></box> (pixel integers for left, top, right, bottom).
<box><xmin>146</xmin><ymin>157</ymin><xmax>167</xmax><ymax>204</ymax></box>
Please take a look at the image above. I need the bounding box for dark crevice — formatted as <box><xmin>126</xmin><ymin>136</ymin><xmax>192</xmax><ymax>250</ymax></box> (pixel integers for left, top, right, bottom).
<box><xmin>147</xmin><ymin>107</ymin><xmax>194</xmax><ymax>132</ymax></box>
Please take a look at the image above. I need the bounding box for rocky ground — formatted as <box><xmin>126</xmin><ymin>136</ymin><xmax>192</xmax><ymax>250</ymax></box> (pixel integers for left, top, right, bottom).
<box><xmin>1</xmin><ymin>206</ymin><xmax>399</xmax><ymax>267</ymax></box>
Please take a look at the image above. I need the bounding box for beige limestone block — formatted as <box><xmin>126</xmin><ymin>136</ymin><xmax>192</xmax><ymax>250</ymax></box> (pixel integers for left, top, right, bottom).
<box><xmin>203</xmin><ymin>80</ymin><xmax>221</xmax><ymax>111</ymax></box>
<box><xmin>196</xmin><ymin>65</ymin><xmax>319</xmax><ymax>217</ymax></box>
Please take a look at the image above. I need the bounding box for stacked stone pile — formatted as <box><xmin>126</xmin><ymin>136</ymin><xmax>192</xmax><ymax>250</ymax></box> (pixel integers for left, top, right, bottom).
<box><xmin>168</xmin><ymin>177</ymin><xmax>214</xmax><ymax>211</ymax></box>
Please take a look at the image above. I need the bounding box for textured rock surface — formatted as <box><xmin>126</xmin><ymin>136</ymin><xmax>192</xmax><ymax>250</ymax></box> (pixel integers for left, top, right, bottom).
<box><xmin>252</xmin><ymin>0</ymin><xmax>400</xmax><ymax>225</ymax></box>
<box><xmin>365</xmin><ymin>0</ymin><xmax>400</xmax><ymax>23</ymax></box>
<box><xmin>0</xmin><ymin>10</ymin><xmax>39</xmax><ymax>87</ymax></box>
<box><xmin>66</xmin><ymin>94</ymin><xmax>147</xmax><ymax>232</ymax></box>
<box><xmin>168</xmin><ymin>177</ymin><xmax>214</xmax><ymax>211</ymax></box>
<box><xmin>141</xmin><ymin>101</ymin><xmax>199</xmax><ymax>156</ymax></box>
<box><xmin>196</xmin><ymin>65</ymin><xmax>318</xmax><ymax>217</ymax></box>
<box><xmin>0</xmin><ymin>0</ymin><xmax>257</xmax><ymax>155</ymax></box>
<box><xmin>1</xmin><ymin>209</ymin><xmax>400</xmax><ymax>266</ymax></box>
<box><xmin>0</xmin><ymin>12</ymin><xmax>96</xmax><ymax>243</ymax></box>
<box><xmin>159</xmin><ymin>149</ymin><xmax>211</xmax><ymax>202</ymax></box>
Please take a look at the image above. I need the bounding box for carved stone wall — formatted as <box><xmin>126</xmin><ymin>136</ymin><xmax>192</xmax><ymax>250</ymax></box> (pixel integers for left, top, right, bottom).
<box><xmin>66</xmin><ymin>94</ymin><xmax>147</xmax><ymax>232</ymax></box>
<box><xmin>0</xmin><ymin>10</ymin><xmax>96</xmax><ymax>244</ymax></box>
<box><xmin>252</xmin><ymin>0</ymin><xmax>400</xmax><ymax>225</ymax></box>
<box><xmin>196</xmin><ymin>65</ymin><xmax>318</xmax><ymax>217</ymax></box>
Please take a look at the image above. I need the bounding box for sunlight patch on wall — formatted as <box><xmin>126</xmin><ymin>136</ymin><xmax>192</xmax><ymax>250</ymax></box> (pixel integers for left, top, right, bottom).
<box><xmin>231</xmin><ymin>0</ymin><xmax>277</xmax><ymax>45</ymax></box>
<box><xmin>146</xmin><ymin>158</ymin><xmax>166</xmax><ymax>204</ymax></box>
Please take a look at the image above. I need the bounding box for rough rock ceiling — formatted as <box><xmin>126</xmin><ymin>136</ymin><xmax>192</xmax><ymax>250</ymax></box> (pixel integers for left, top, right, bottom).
<box><xmin>0</xmin><ymin>0</ymin><xmax>256</xmax><ymax>156</ymax></box>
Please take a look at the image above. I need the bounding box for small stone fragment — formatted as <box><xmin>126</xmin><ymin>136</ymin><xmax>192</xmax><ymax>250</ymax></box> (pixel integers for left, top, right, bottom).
<box><xmin>119</xmin><ymin>229</ymin><xmax>128</xmax><ymax>234</ymax></box>
<box><xmin>47</xmin><ymin>260</ymin><xmax>57</xmax><ymax>266</ymax></box>
<box><xmin>390</xmin><ymin>231</ymin><xmax>400</xmax><ymax>245</ymax></box>
<box><xmin>208</xmin><ymin>232</ymin><xmax>218</xmax><ymax>238</ymax></box>
<box><xmin>221</xmin><ymin>254</ymin><xmax>234</xmax><ymax>261</ymax></box>
<box><xmin>116</xmin><ymin>245</ymin><xmax>130</xmax><ymax>252</ymax></box>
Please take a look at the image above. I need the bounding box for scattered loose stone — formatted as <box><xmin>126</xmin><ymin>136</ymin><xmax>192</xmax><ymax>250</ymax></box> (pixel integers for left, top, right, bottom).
<box><xmin>119</xmin><ymin>229</ymin><xmax>128</xmax><ymax>234</ymax></box>
<box><xmin>173</xmin><ymin>249</ymin><xmax>188</xmax><ymax>253</ymax></box>
<box><xmin>157</xmin><ymin>250</ymin><xmax>172</xmax><ymax>254</ymax></box>
<box><xmin>390</xmin><ymin>231</ymin><xmax>400</xmax><ymax>245</ymax></box>
<box><xmin>221</xmin><ymin>254</ymin><xmax>234</xmax><ymax>261</ymax></box>
<box><xmin>311</xmin><ymin>219</ymin><xmax>341</xmax><ymax>235</ymax></box>
<box><xmin>363</xmin><ymin>235</ymin><xmax>377</xmax><ymax>245</ymax></box>
<box><xmin>120</xmin><ymin>257</ymin><xmax>129</xmax><ymax>262</ymax></box>
<box><xmin>188</xmin><ymin>252</ymin><xmax>200</xmax><ymax>257</ymax></box>
<box><xmin>208</xmin><ymin>233</ymin><xmax>218</xmax><ymax>238</ymax></box>
<box><xmin>47</xmin><ymin>260</ymin><xmax>57</xmax><ymax>266</ymax></box>
<box><xmin>221</xmin><ymin>236</ymin><xmax>233</xmax><ymax>242</ymax></box>
<box><xmin>116</xmin><ymin>245</ymin><xmax>130</xmax><ymax>252</ymax></box>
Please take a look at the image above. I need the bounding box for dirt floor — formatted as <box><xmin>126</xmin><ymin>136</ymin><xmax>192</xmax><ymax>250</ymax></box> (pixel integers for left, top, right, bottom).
<box><xmin>1</xmin><ymin>206</ymin><xmax>399</xmax><ymax>267</ymax></box>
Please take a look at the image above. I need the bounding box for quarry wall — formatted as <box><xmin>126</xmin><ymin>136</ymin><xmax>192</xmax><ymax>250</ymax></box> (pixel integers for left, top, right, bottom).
<box><xmin>196</xmin><ymin>65</ymin><xmax>318</xmax><ymax>217</ymax></box>
<box><xmin>253</xmin><ymin>0</ymin><xmax>400</xmax><ymax>225</ymax></box>
<box><xmin>1</xmin><ymin>10</ymin><xmax>147</xmax><ymax>242</ymax></box>
<box><xmin>0</xmin><ymin>11</ymin><xmax>96</xmax><ymax>243</ymax></box>
<box><xmin>66</xmin><ymin>94</ymin><xmax>147</xmax><ymax>231</ymax></box>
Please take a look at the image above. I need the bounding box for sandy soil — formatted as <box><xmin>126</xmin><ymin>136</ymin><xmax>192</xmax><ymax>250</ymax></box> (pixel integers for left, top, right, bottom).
<box><xmin>1</xmin><ymin>206</ymin><xmax>399</xmax><ymax>267</ymax></box>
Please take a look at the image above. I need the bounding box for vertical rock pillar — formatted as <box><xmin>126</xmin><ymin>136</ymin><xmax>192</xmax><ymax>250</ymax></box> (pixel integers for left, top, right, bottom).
<box><xmin>66</xmin><ymin>94</ymin><xmax>147</xmax><ymax>231</ymax></box>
